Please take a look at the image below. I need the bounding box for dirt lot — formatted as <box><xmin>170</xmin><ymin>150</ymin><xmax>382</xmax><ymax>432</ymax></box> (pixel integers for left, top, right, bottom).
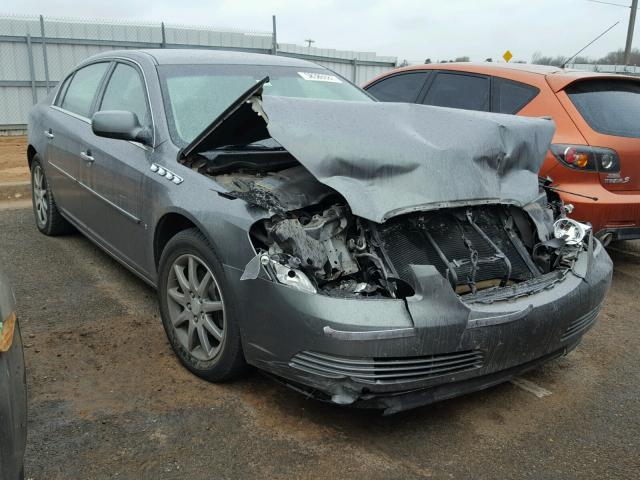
<box><xmin>0</xmin><ymin>136</ymin><xmax>29</xmax><ymax>183</ymax></box>
<box><xmin>0</xmin><ymin>204</ymin><xmax>638</xmax><ymax>479</ymax></box>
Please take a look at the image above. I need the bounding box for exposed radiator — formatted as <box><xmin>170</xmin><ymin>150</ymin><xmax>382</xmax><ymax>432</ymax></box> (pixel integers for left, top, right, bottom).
<box><xmin>375</xmin><ymin>206</ymin><xmax>534</xmax><ymax>291</ymax></box>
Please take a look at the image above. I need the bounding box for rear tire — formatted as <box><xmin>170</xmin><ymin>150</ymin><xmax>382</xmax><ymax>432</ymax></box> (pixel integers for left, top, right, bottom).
<box><xmin>30</xmin><ymin>155</ymin><xmax>74</xmax><ymax>236</ymax></box>
<box><xmin>158</xmin><ymin>228</ymin><xmax>247</xmax><ymax>381</ymax></box>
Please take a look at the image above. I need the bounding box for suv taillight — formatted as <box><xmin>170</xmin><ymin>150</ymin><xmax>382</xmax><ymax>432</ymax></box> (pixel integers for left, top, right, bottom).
<box><xmin>550</xmin><ymin>144</ymin><xmax>620</xmax><ymax>173</ymax></box>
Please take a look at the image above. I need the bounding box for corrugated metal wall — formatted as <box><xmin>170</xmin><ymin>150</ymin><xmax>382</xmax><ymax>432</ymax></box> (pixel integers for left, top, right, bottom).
<box><xmin>0</xmin><ymin>15</ymin><xmax>397</xmax><ymax>130</ymax></box>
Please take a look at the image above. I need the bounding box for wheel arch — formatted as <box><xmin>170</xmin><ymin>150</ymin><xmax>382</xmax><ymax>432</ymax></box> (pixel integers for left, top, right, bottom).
<box><xmin>27</xmin><ymin>144</ymin><xmax>37</xmax><ymax>170</ymax></box>
<box><xmin>153</xmin><ymin>211</ymin><xmax>219</xmax><ymax>272</ymax></box>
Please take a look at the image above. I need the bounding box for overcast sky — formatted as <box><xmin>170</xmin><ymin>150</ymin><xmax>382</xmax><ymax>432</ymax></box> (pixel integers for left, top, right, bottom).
<box><xmin>6</xmin><ymin>0</ymin><xmax>638</xmax><ymax>63</ymax></box>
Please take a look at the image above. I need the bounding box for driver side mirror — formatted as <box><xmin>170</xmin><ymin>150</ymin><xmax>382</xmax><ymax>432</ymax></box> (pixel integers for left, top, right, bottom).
<box><xmin>92</xmin><ymin>110</ymin><xmax>152</xmax><ymax>145</ymax></box>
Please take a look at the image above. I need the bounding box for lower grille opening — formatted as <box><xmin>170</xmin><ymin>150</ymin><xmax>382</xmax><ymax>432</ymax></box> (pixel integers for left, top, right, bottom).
<box><xmin>290</xmin><ymin>350</ymin><xmax>484</xmax><ymax>384</ymax></box>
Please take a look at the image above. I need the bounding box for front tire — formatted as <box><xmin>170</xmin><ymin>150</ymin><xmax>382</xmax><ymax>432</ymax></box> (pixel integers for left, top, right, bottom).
<box><xmin>30</xmin><ymin>156</ymin><xmax>73</xmax><ymax>236</ymax></box>
<box><xmin>158</xmin><ymin>228</ymin><xmax>247</xmax><ymax>381</ymax></box>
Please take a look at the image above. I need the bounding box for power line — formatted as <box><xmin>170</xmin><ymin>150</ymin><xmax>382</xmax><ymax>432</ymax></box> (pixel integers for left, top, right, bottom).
<box><xmin>588</xmin><ymin>0</ymin><xmax>636</xmax><ymax>8</ymax></box>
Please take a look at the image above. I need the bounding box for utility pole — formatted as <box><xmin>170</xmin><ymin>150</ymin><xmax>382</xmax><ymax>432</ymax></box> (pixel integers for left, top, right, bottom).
<box><xmin>305</xmin><ymin>39</ymin><xmax>315</xmax><ymax>49</ymax></box>
<box><xmin>624</xmin><ymin>0</ymin><xmax>638</xmax><ymax>64</ymax></box>
<box><xmin>272</xmin><ymin>15</ymin><xmax>277</xmax><ymax>55</ymax></box>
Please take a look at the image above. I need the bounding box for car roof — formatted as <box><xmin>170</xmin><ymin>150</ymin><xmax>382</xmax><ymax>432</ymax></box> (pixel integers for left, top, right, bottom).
<box><xmin>369</xmin><ymin>62</ymin><xmax>640</xmax><ymax>92</ymax></box>
<box><xmin>84</xmin><ymin>48</ymin><xmax>320</xmax><ymax>68</ymax></box>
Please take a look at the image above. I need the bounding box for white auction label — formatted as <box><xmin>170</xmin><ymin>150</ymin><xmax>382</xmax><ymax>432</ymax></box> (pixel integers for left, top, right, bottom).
<box><xmin>297</xmin><ymin>72</ymin><xmax>342</xmax><ymax>83</ymax></box>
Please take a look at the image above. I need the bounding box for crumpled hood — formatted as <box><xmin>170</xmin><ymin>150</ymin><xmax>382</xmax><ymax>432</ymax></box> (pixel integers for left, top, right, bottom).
<box><xmin>262</xmin><ymin>96</ymin><xmax>555</xmax><ymax>223</ymax></box>
<box><xmin>182</xmin><ymin>80</ymin><xmax>555</xmax><ymax>223</ymax></box>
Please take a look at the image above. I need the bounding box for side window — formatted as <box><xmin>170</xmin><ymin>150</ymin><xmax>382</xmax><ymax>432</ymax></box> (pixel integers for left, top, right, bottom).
<box><xmin>99</xmin><ymin>63</ymin><xmax>150</xmax><ymax>126</ymax></box>
<box><xmin>54</xmin><ymin>74</ymin><xmax>73</xmax><ymax>107</ymax></box>
<box><xmin>60</xmin><ymin>62</ymin><xmax>109</xmax><ymax>117</ymax></box>
<box><xmin>492</xmin><ymin>78</ymin><xmax>539</xmax><ymax>114</ymax></box>
<box><xmin>366</xmin><ymin>72</ymin><xmax>430</xmax><ymax>103</ymax></box>
<box><xmin>423</xmin><ymin>72</ymin><xmax>490</xmax><ymax>111</ymax></box>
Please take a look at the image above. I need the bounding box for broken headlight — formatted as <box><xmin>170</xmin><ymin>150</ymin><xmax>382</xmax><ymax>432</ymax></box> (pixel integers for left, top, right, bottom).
<box><xmin>553</xmin><ymin>218</ymin><xmax>591</xmax><ymax>245</ymax></box>
<box><xmin>261</xmin><ymin>255</ymin><xmax>317</xmax><ymax>294</ymax></box>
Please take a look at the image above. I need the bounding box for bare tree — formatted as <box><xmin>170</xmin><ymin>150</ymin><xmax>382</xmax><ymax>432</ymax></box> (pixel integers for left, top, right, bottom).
<box><xmin>531</xmin><ymin>48</ymin><xmax>640</xmax><ymax>66</ymax></box>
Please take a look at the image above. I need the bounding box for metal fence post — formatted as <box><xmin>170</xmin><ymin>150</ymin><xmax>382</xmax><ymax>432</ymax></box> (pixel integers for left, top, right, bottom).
<box><xmin>352</xmin><ymin>58</ymin><xmax>358</xmax><ymax>83</ymax></box>
<box><xmin>161</xmin><ymin>22</ymin><xmax>166</xmax><ymax>48</ymax></box>
<box><xmin>40</xmin><ymin>15</ymin><xmax>51</xmax><ymax>93</ymax></box>
<box><xmin>272</xmin><ymin>15</ymin><xmax>277</xmax><ymax>55</ymax></box>
<box><xmin>26</xmin><ymin>34</ymin><xmax>38</xmax><ymax>105</ymax></box>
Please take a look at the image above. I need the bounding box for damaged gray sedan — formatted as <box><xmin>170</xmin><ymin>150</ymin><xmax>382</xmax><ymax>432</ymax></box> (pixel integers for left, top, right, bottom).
<box><xmin>27</xmin><ymin>50</ymin><xmax>612</xmax><ymax>414</ymax></box>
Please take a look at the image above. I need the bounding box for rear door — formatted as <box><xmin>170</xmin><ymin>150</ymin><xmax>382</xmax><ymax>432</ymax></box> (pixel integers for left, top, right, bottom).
<box><xmin>45</xmin><ymin>62</ymin><xmax>111</xmax><ymax>219</ymax></box>
<box><xmin>557</xmin><ymin>78</ymin><xmax>640</xmax><ymax>192</ymax></box>
<box><xmin>83</xmin><ymin>61</ymin><xmax>153</xmax><ymax>271</ymax></box>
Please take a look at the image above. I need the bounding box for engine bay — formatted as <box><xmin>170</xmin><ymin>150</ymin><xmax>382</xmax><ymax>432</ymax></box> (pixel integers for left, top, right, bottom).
<box><xmin>181</xmin><ymin>154</ymin><xmax>587</xmax><ymax>302</ymax></box>
<box><xmin>249</xmin><ymin>200</ymin><xmax>584</xmax><ymax>300</ymax></box>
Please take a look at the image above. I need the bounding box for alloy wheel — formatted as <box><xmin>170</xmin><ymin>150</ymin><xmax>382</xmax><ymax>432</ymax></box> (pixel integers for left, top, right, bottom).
<box><xmin>166</xmin><ymin>254</ymin><xmax>226</xmax><ymax>361</ymax></box>
<box><xmin>32</xmin><ymin>165</ymin><xmax>48</xmax><ymax>227</ymax></box>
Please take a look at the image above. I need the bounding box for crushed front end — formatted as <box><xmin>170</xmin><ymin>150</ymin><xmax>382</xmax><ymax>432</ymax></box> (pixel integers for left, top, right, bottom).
<box><xmin>180</xmin><ymin>91</ymin><xmax>613</xmax><ymax>413</ymax></box>
<box><xmin>234</xmin><ymin>184</ymin><xmax>611</xmax><ymax>414</ymax></box>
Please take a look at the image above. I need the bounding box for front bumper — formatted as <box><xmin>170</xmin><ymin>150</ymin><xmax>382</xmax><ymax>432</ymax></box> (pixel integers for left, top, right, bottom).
<box><xmin>229</xmin><ymin>240</ymin><xmax>612</xmax><ymax>413</ymax></box>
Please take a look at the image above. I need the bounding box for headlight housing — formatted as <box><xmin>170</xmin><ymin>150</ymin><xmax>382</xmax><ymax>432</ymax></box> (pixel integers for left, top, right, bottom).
<box><xmin>553</xmin><ymin>218</ymin><xmax>591</xmax><ymax>245</ymax></box>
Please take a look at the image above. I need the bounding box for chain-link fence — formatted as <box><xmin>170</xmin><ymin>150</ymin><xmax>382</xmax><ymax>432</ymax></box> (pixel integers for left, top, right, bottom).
<box><xmin>0</xmin><ymin>14</ymin><xmax>397</xmax><ymax>133</ymax></box>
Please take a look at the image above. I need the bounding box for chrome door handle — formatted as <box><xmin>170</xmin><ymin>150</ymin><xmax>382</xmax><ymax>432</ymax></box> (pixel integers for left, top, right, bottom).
<box><xmin>44</xmin><ymin>129</ymin><xmax>54</xmax><ymax>139</ymax></box>
<box><xmin>80</xmin><ymin>150</ymin><xmax>94</xmax><ymax>162</ymax></box>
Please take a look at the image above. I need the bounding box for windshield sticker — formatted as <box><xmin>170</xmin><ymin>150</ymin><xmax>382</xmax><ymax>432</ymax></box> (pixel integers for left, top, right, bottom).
<box><xmin>298</xmin><ymin>72</ymin><xmax>342</xmax><ymax>83</ymax></box>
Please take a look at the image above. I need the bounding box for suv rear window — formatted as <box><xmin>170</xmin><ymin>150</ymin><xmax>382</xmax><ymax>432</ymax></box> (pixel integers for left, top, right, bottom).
<box><xmin>566</xmin><ymin>79</ymin><xmax>640</xmax><ymax>138</ymax></box>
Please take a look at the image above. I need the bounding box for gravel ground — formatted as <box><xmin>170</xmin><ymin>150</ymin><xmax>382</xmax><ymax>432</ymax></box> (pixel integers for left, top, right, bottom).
<box><xmin>0</xmin><ymin>205</ymin><xmax>638</xmax><ymax>479</ymax></box>
<box><xmin>0</xmin><ymin>136</ymin><xmax>29</xmax><ymax>183</ymax></box>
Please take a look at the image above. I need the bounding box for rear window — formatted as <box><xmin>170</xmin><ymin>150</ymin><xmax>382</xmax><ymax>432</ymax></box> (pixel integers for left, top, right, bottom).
<box><xmin>61</xmin><ymin>62</ymin><xmax>109</xmax><ymax>118</ymax></box>
<box><xmin>566</xmin><ymin>79</ymin><xmax>640</xmax><ymax>138</ymax></box>
<box><xmin>366</xmin><ymin>72</ymin><xmax>430</xmax><ymax>103</ymax></box>
<box><xmin>492</xmin><ymin>78</ymin><xmax>539</xmax><ymax>114</ymax></box>
<box><xmin>423</xmin><ymin>72</ymin><xmax>490</xmax><ymax>112</ymax></box>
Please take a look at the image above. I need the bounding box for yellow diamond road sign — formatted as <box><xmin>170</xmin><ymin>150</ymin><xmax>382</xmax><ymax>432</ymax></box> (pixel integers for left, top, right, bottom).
<box><xmin>503</xmin><ymin>50</ymin><xmax>513</xmax><ymax>63</ymax></box>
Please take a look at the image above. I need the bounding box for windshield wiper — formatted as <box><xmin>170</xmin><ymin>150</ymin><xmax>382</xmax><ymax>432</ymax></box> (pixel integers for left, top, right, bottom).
<box><xmin>217</xmin><ymin>142</ymin><xmax>284</xmax><ymax>151</ymax></box>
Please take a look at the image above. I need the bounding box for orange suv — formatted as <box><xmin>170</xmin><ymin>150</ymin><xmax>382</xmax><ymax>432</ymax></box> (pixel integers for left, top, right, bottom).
<box><xmin>364</xmin><ymin>63</ymin><xmax>640</xmax><ymax>243</ymax></box>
